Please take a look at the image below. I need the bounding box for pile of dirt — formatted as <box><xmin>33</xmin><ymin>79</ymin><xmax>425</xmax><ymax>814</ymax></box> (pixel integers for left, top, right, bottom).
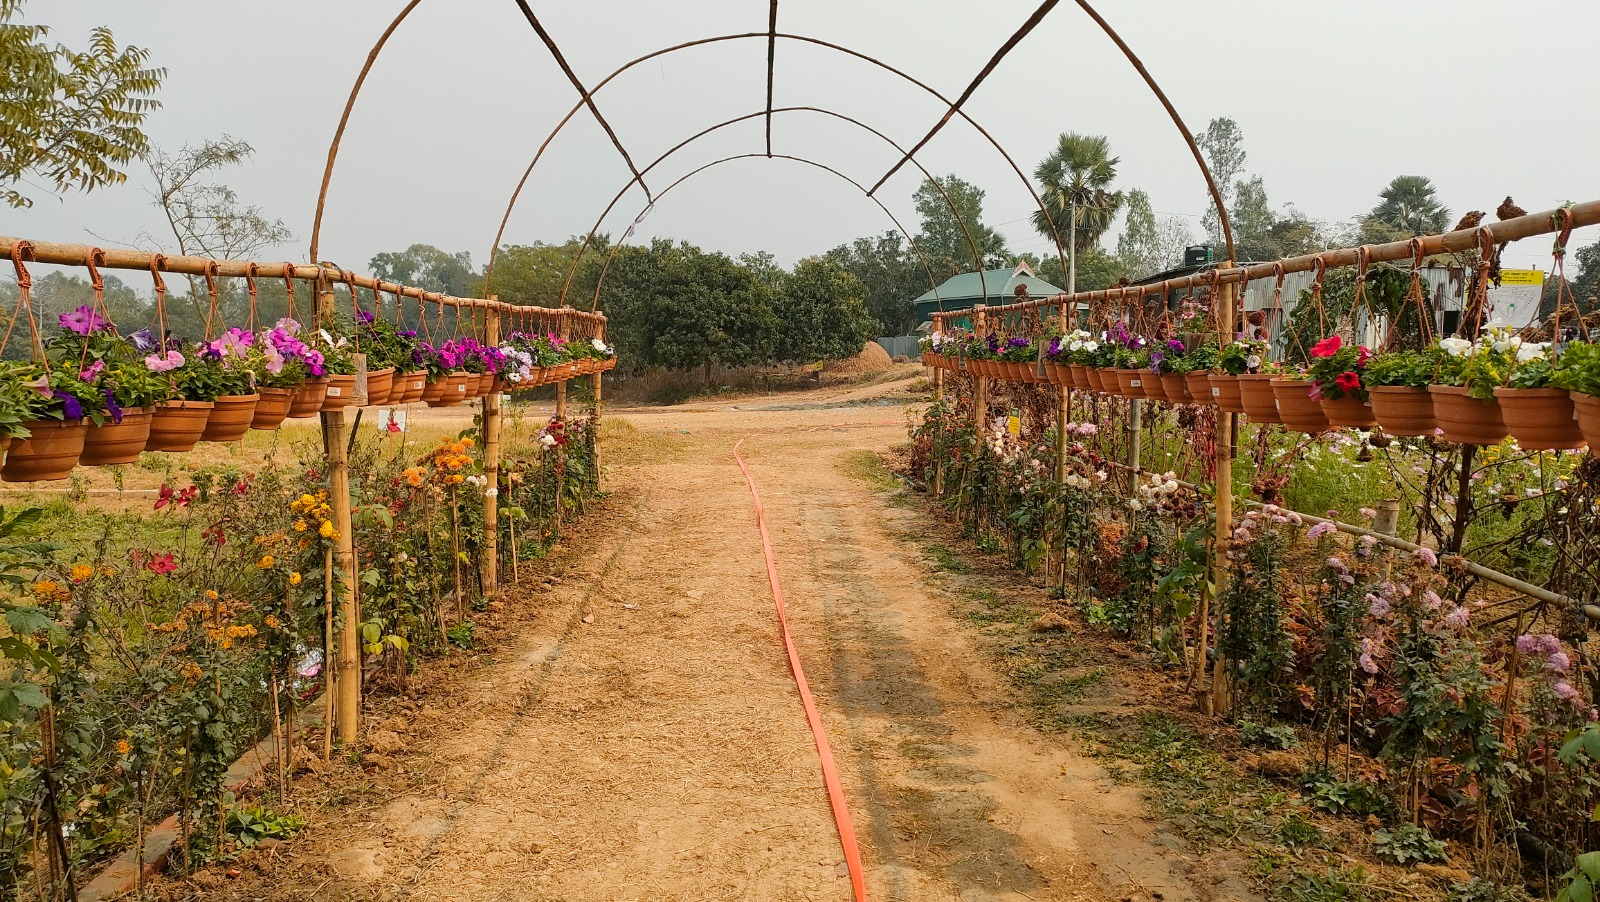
<box><xmin>822</xmin><ymin>340</ymin><xmax>894</xmax><ymax>379</ymax></box>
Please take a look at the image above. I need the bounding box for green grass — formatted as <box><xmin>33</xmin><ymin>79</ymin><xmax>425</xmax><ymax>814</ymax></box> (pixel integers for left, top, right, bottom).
<box><xmin>838</xmin><ymin>449</ymin><xmax>899</xmax><ymax>491</ymax></box>
<box><xmin>923</xmin><ymin>543</ymin><xmax>971</xmax><ymax>573</ymax></box>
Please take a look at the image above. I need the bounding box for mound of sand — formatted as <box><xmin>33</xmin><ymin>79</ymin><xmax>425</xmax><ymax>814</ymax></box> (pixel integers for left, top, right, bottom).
<box><xmin>822</xmin><ymin>341</ymin><xmax>894</xmax><ymax>378</ymax></box>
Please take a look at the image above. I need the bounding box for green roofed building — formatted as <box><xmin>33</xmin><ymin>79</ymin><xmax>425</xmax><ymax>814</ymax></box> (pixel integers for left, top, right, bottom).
<box><xmin>911</xmin><ymin>265</ymin><xmax>1064</xmax><ymax>331</ymax></box>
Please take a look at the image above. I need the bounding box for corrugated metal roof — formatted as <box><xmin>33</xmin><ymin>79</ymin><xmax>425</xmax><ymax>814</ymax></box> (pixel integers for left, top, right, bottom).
<box><xmin>912</xmin><ymin>268</ymin><xmax>1065</xmax><ymax>307</ymax></box>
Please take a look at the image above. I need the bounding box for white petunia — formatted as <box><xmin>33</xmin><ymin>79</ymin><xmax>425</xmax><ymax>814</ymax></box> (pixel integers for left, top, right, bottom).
<box><xmin>1439</xmin><ymin>337</ymin><xmax>1472</xmax><ymax>357</ymax></box>
<box><xmin>1516</xmin><ymin>342</ymin><xmax>1548</xmax><ymax>363</ymax></box>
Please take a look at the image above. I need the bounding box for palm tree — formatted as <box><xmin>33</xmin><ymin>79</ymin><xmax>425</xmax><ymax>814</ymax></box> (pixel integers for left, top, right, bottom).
<box><xmin>1031</xmin><ymin>133</ymin><xmax>1124</xmax><ymax>293</ymax></box>
<box><xmin>1367</xmin><ymin>175</ymin><xmax>1452</xmax><ymax>238</ymax></box>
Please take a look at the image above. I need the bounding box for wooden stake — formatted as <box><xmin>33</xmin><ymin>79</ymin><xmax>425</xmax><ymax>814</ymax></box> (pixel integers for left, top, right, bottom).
<box><xmin>323</xmin><ymin>406</ymin><xmax>361</xmax><ymax>746</ymax></box>
<box><xmin>482</xmin><ymin>298</ymin><xmax>502</xmax><ymax>597</ymax></box>
<box><xmin>322</xmin><ymin>546</ymin><xmax>334</xmax><ymax>760</ymax></box>
<box><xmin>1207</xmin><ymin>268</ymin><xmax>1239</xmax><ymax>718</ymax></box>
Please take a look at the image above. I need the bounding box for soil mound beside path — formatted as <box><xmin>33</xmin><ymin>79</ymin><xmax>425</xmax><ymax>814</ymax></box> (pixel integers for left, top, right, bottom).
<box><xmin>823</xmin><ymin>340</ymin><xmax>894</xmax><ymax>379</ymax></box>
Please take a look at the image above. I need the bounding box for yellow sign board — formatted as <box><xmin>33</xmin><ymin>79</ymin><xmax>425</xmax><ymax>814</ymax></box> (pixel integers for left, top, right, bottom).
<box><xmin>1499</xmin><ymin>269</ymin><xmax>1545</xmax><ymax>286</ymax></box>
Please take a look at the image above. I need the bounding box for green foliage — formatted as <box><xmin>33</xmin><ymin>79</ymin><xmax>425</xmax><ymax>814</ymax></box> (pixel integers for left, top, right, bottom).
<box><xmin>1371</xmin><ymin>823</ymin><xmax>1446</xmax><ymax>864</ymax></box>
<box><xmin>1363</xmin><ymin>348</ymin><xmax>1437</xmax><ymax>388</ymax></box>
<box><xmin>914</xmin><ymin>175</ymin><xmax>1008</xmax><ymax>275</ymax></box>
<box><xmin>446</xmin><ymin>620</ymin><xmax>475</xmax><ymax>649</ymax></box>
<box><xmin>1281</xmin><ymin>866</ymin><xmax>1368</xmax><ymax>902</ymax></box>
<box><xmin>1304</xmin><ymin>772</ymin><xmax>1393</xmax><ymax>819</ymax></box>
<box><xmin>1031</xmin><ymin>132</ymin><xmax>1123</xmax><ymax>254</ymax></box>
<box><xmin>372</xmin><ymin>244</ymin><xmax>478</xmax><ymax>298</ymax></box>
<box><xmin>1552</xmin><ymin>341</ymin><xmax>1600</xmax><ymax>397</ymax></box>
<box><xmin>1559</xmin><ymin>852</ymin><xmax>1600</xmax><ymax>902</ymax></box>
<box><xmin>771</xmin><ymin>257</ymin><xmax>878</xmax><ymax>362</ymax></box>
<box><xmin>0</xmin><ymin>0</ymin><xmax>165</xmax><ymax>208</ymax></box>
<box><xmin>1240</xmin><ymin>720</ymin><xmax>1300</xmax><ymax>750</ymax></box>
<box><xmin>1362</xmin><ymin>175</ymin><xmax>1452</xmax><ymax>241</ymax></box>
<box><xmin>823</xmin><ymin>231</ymin><xmax>927</xmax><ymax>335</ymax></box>
<box><xmin>226</xmin><ymin>805</ymin><xmax>305</xmax><ymax>848</ymax></box>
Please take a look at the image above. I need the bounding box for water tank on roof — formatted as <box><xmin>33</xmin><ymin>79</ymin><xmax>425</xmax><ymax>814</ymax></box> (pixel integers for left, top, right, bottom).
<box><xmin>1184</xmin><ymin>245</ymin><xmax>1214</xmax><ymax>266</ymax></box>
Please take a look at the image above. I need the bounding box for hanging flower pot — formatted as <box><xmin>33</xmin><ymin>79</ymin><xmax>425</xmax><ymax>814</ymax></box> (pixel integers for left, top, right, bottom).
<box><xmin>1429</xmin><ymin>385</ymin><xmax>1509</xmax><ymax>446</ymax></box>
<box><xmin>80</xmin><ymin>408</ymin><xmax>153</xmax><ymax>467</ymax></box>
<box><xmin>400</xmin><ymin>371</ymin><xmax>428</xmax><ymax>404</ymax></box>
<box><xmin>1270</xmin><ymin>379</ymin><xmax>1329</xmax><ymax>434</ymax></box>
<box><xmin>251</xmin><ymin>387</ymin><xmax>295</xmax><ymax>431</ymax></box>
<box><xmin>1184</xmin><ymin>371</ymin><xmax>1214</xmax><ymax>405</ymax></box>
<box><xmin>476</xmin><ymin>372</ymin><xmax>495</xmax><ymax>397</ymax></box>
<box><xmin>146</xmin><ymin>400</ymin><xmax>214</xmax><ymax>453</ymax></box>
<box><xmin>1142</xmin><ymin>372</ymin><xmax>1171</xmax><ymax>401</ymax></box>
<box><xmin>363</xmin><ymin>367</ymin><xmax>396</xmax><ymax>407</ymax></box>
<box><xmin>1320</xmin><ymin>395</ymin><xmax>1376</xmax><ymax>429</ymax></box>
<box><xmin>1572</xmin><ymin>393</ymin><xmax>1600</xmax><ymax>453</ymax></box>
<box><xmin>1159</xmin><ymin>372</ymin><xmax>1191</xmax><ymax>403</ymax></box>
<box><xmin>2</xmin><ymin>420</ymin><xmax>88</xmax><ymax>482</ymax></box>
<box><xmin>600</xmin><ymin>357</ymin><xmax>616</xmax><ymax>372</ymax></box>
<box><xmin>321</xmin><ymin>374</ymin><xmax>358</xmax><ymax>411</ymax></box>
<box><xmin>428</xmin><ymin>371</ymin><xmax>472</xmax><ymax>408</ymax></box>
<box><xmin>288</xmin><ymin>379</ymin><xmax>329</xmax><ymax>418</ymax></box>
<box><xmin>421</xmin><ymin>376</ymin><xmax>450</xmax><ymax>405</ymax></box>
<box><xmin>1083</xmin><ymin>367</ymin><xmax>1107</xmax><ymax>393</ymax></box>
<box><xmin>1067</xmin><ymin>364</ymin><xmax>1089</xmax><ymax>390</ymax></box>
<box><xmin>921</xmin><ymin>351</ymin><xmax>934</xmax><ymax>368</ymax></box>
<box><xmin>1208</xmin><ymin>374</ymin><xmax>1246</xmax><ymax>414</ymax></box>
<box><xmin>1367</xmin><ymin>386</ymin><xmax>1436</xmax><ymax>437</ymax></box>
<box><xmin>200</xmin><ymin>394</ymin><xmax>260</xmax><ymax>443</ymax></box>
<box><xmin>1493</xmin><ymin>387</ymin><xmax>1583</xmax><ymax>450</ymax></box>
<box><xmin>1237</xmin><ymin>374</ymin><xmax>1282</xmax><ymax>424</ymax></box>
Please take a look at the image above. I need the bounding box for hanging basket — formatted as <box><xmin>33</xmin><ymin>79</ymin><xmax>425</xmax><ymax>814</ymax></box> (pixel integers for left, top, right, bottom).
<box><xmin>251</xmin><ymin>388</ymin><xmax>295</xmax><ymax>431</ymax></box>
<box><xmin>364</xmin><ymin>367</ymin><xmax>396</xmax><ymax>407</ymax></box>
<box><xmin>1320</xmin><ymin>394</ymin><xmax>1377</xmax><ymax>429</ymax></box>
<box><xmin>1270</xmin><ymin>379</ymin><xmax>1329</xmax><ymax>434</ymax></box>
<box><xmin>1184</xmin><ymin>371</ymin><xmax>1214</xmax><ymax>405</ymax></box>
<box><xmin>476</xmin><ymin>372</ymin><xmax>495</xmax><ymax>397</ymax></box>
<box><xmin>1083</xmin><ymin>367</ymin><xmax>1106</xmax><ymax>393</ymax></box>
<box><xmin>1208</xmin><ymin>374</ymin><xmax>1246</xmax><ymax>414</ymax></box>
<box><xmin>1115</xmin><ymin>369</ymin><xmax>1148</xmax><ymax>399</ymax></box>
<box><xmin>2</xmin><ymin>420</ymin><xmax>88</xmax><ymax>482</ymax></box>
<box><xmin>399</xmin><ymin>371</ymin><xmax>428</xmax><ymax>404</ymax></box>
<box><xmin>1572</xmin><ymin>393</ymin><xmax>1600</xmax><ymax>454</ymax></box>
<box><xmin>1237</xmin><ymin>374</ymin><xmax>1281</xmax><ymax>424</ymax></box>
<box><xmin>1429</xmin><ymin>385</ymin><xmax>1509</xmax><ymax>446</ymax></box>
<box><xmin>288</xmin><ymin>379</ymin><xmax>329</xmax><ymax>418</ymax></box>
<box><xmin>80</xmin><ymin>408</ymin><xmax>153</xmax><ymax>467</ymax></box>
<box><xmin>1493</xmin><ymin>387</ymin><xmax>1583</xmax><ymax>450</ymax></box>
<box><xmin>428</xmin><ymin>372</ymin><xmax>472</xmax><ymax>408</ymax></box>
<box><xmin>146</xmin><ymin>400</ymin><xmax>214</xmax><ymax>453</ymax></box>
<box><xmin>1368</xmin><ymin>386</ymin><xmax>1436</xmax><ymax>437</ymax></box>
<box><xmin>1143</xmin><ymin>371</ymin><xmax>1171</xmax><ymax>401</ymax></box>
<box><xmin>321</xmin><ymin>374</ymin><xmax>358</xmax><ymax>411</ymax></box>
<box><xmin>1159</xmin><ymin>372</ymin><xmax>1191</xmax><ymax>403</ymax></box>
<box><xmin>1067</xmin><ymin>364</ymin><xmax>1089</xmax><ymax>390</ymax></box>
<box><xmin>600</xmin><ymin>357</ymin><xmax>617</xmax><ymax>372</ymax></box>
<box><xmin>200</xmin><ymin>394</ymin><xmax>260</xmax><ymax>443</ymax></box>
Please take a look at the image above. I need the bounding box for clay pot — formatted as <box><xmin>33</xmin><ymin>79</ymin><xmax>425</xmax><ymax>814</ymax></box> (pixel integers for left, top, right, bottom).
<box><xmin>1368</xmin><ymin>386</ymin><xmax>1436</xmax><ymax>437</ymax></box>
<box><xmin>921</xmin><ymin>351</ymin><xmax>934</xmax><ymax>367</ymax></box>
<box><xmin>428</xmin><ymin>372</ymin><xmax>472</xmax><ymax>408</ymax></box>
<box><xmin>1429</xmin><ymin>385</ymin><xmax>1509</xmax><ymax>446</ymax></box>
<box><xmin>200</xmin><ymin>394</ymin><xmax>260</xmax><ymax>443</ymax></box>
<box><xmin>288</xmin><ymin>379</ymin><xmax>329</xmax><ymax>418</ymax></box>
<box><xmin>1237</xmin><ymin>374</ymin><xmax>1282</xmax><ymax>424</ymax></box>
<box><xmin>399</xmin><ymin>371</ymin><xmax>428</xmax><ymax>404</ymax></box>
<box><xmin>1068</xmin><ymin>365</ymin><xmax>1089</xmax><ymax>390</ymax></box>
<box><xmin>1084</xmin><ymin>367</ymin><xmax>1107</xmax><ymax>393</ymax></box>
<box><xmin>321</xmin><ymin>374</ymin><xmax>357</xmax><ymax>411</ymax></box>
<box><xmin>1159</xmin><ymin>372</ymin><xmax>1191</xmax><ymax>403</ymax></box>
<box><xmin>251</xmin><ymin>388</ymin><xmax>295</xmax><ymax>431</ymax></box>
<box><xmin>600</xmin><ymin>358</ymin><xmax>616</xmax><ymax>372</ymax></box>
<box><xmin>1208</xmin><ymin>374</ymin><xmax>1246</xmax><ymax>414</ymax></box>
<box><xmin>421</xmin><ymin>376</ymin><xmax>450</xmax><ymax>405</ymax></box>
<box><xmin>80</xmin><ymin>407</ymin><xmax>153</xmax><ymax>467</ymax></box>
<box><xmin>1184</xmin><ymin>371</ymin><xmax>1215</xmax><ymax>405</ymax></box>
<box><xmin>3</xmin><ymin>419</ymin><xmax>88</xmax><ymax>481</ymax></box>
<box><xmin>364</xmin><ymin>367</ymin><xmax>396</xmax><ymax>407</ymax></box>
<box><xmin>1143</xmin><ymin>371</ymin><xmax>1171</xmax><ymax>401</ymax></box>
<box><xmin>146</xmin><ymin>400</ymin><xmax>214</xmax><ymax>452</ymax></box>
<box><xmin>477</xmin><ymin>372</ymin><xmax>495</xmax><ymax>397</ymax></box>
<box><xmin>1115</xmin><ymin>369</ymin><xmax>1148</xmax><ymax>399</ymax></box>
<box><xmin>1493</xmin><ymin>387</ymin><xmax>1584</xmax><ymax>450</ymax></box>
<box><xmin>1320</xmin><ymin>394</ymin><xmax>1377</xmax><ymax>429</ymax></box>
<box><xmin>1573</xmin><ymin>393</ymin><xmax>1600</xmax><ymax>454</ymax></box>
<box><xmin>1270</xmin><ymin>379</ymin><xmax>1329</xmax><ymax>434</ymax></box>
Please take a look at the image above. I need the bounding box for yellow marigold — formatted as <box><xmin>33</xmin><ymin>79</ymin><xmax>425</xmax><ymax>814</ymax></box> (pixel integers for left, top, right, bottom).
<box><xmin>294</xmin><ymin>519</ymin><xmax>308</xmax><ymax>532</ymax></box>
<box><xmin>180</xmin><ymin>662</ymin><xmax>203</xmax><ymax>683</ymax></box>
<box><xmin>297</xmin><ymin>536</ymin><xmax>312</xmax><ymax>551</ymax></box>
<box><xmin>31</xmin><ymin>580</ymin><xmax>58</xmax><ymax>598</ymax></box>
<box><xmin>460</xmin><ymin>437</ymin><xmax>475</xmax><ymax>449</ymax></box>
<box><xmin>69</xmin><ymin>564</ymin><xmax>95</xmax><ymax>583</ymax></box>
<box><xmin>288</xmin><ymin>572</ymin><xmax>302</xmax><ymax>586</ymax></box>
<box><xmin>448</xmin><ymin>442</ymin><xmax>465</xmax><ymax>455</ymax></box>
<box><xmin>406</xmin><ymin>474</ymin><xmax>424</xmax><ymax>487</ymax></box>
<box><xmin>115</xmin><ymin>739</ymin><xmax>131</xmax><ymax>756</ymax></box>
<box><xmin>263</xmin><ymin>615</ymin><xmax>280</xmax><ymax>629</ymax></box>
<box><xmin>257</xmin><ymin>554</ymin><xmax>275</xmax><ymax>569</ymax></box>
<box><xmin>446</xmin><ymin>458</ymin><xmax>463</xmax><ymax>471</ymax></box>
<box><xmin>449</xmin><ymin>474</ymin><xmax>464</xmax><ymax>485</ymax></box>
<box><xmin>98</xmin><ymin>565</ymin><xmax>117</xmax><ymax>577</ymax></box>
<box><xmin>205</xmin><ymin>589</ymin><xmax>220</xmax><ymax>601</ymax></box>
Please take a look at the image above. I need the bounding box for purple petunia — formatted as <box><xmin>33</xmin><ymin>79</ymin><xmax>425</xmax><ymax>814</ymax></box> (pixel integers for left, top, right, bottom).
<box><xmin>59</xmin><ymin>305</ymin><xmax>109</xmax><ymax>336</ymax></box>
<box><xmin>53</xmin><ymin>390</ymin><xmax>83</xmax><ymax>420</ymax></box>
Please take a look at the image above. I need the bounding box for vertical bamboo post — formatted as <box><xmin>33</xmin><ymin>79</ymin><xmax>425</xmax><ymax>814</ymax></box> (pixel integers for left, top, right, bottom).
<box><xmin>317</xmin><ymin>280</ymin><xmax>361</xmax><ymax>745</ymax></box>
<box><xmin>1055</xmin><ymin>301</ymin><xmax>1069</xmax><ymax>484</ymax></box>
<box><xmin>592</xmin><ymin>316</ymin><xmax>605</xmax><ymax>472</ymax></box>
<box><xmin>1208</xmin><ymin>267</ymin><xmax>1238</xmax><ymax>717</ymax></box>
<box><xmin>555</xmin><ymin>307</ymin><xmax>571</xmax><ymax>421</ymax></box>
<box><xmin>932</xmin><ymin>313</ymin><xmax>945</xmax><ymax>496</ymax></box>
<box><xmin>483</xmin><ymin>298</ymin><xmax>501</xmax><ymax>598</ymax></box>
<box><xmin>972</xmin><ymin>304</ymin><xmax>988</xmax><ymax>432</ymax></box>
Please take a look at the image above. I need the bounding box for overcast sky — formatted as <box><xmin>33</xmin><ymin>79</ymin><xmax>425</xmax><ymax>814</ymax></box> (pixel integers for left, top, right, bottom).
<box><xmin>9</xmin><ymin>0</ymin><xmax>1599</xmax><ymax>288</ymax></box>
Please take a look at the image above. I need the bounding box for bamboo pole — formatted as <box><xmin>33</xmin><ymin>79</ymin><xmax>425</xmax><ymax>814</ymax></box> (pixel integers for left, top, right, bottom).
<box><xmin>483</xmin><ymin>297</ymin><xmax>502</xmax><ymax>597</ymax></box>
<box><xmin>318</xmin><ymin>281</ymin><xmax>362</xmax><ymax>746</ymax></box>
<box><xmin>1207</xmin><ymin>268</ymin><xmax>1237</xmax><ymax>717</ymax></box>
<box><xmin>972</xmin><ymin>304</ymin><xmax>988</xmax><ymax>433</ymax></box>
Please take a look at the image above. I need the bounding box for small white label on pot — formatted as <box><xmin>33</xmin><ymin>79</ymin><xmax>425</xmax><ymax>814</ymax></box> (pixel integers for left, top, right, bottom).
<box><xmin>1130</xmin><ymin>379</ymin><xmax>1141</xmax><ymax>387</ymax></box>
<box><xmin>456</xmin><ymin>384</ymin><xmax>466</xmax><ymax>393</ymax></box>
<box><xmin>327</xmin><ymin>387</ymin><xmax>341</xmax><ymax>397</ymax></box>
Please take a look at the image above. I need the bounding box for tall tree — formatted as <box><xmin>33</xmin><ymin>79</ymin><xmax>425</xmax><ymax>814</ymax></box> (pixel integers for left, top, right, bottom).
<box><xmin>1155</xmin><ymin>216</ymin><xmax>1195</xmax><ymax>273</ymax></box>
<box><xmin>1363</xmin><ymin>175</ymin><xmax>1452</xmax><ymax>241</ymax></box>
<box><xmin>1030</xmin><ymin>132</ymin><xmax>1124</xmax><ymax>258</ymax></box>
<box><xmin>369</xmin><ymin>245</ymin><xmax>477</xmax><ymax>298</ymax></box>
<box><xmin>1229</xmin><ymin>176</ymin><xmax>1277</xmax><ymax>261</ymax></box>
<box><xmin>1573</xmin><ymin>237</ymin><xmax>1599</xmax><ymax>308</ymax></box>
<box><xmin>1</xmin><ymin>0</ymin><xmax>164</xmax><ymax>208</ymax></box>
<box><xmin>914</xmin><ymin>175</ymin><xmax>1007</xmax><ymax>276</ymax></box>
<box><xmin>823</xmin><ymin>232</ymin><xmax>926</xmax><ymax>336</ymax></box>
<box><xmin>1116</xmin><ymin>188</ymin><xmax>1164</xmax><ymax>279</ymax></box>
<box><xmin>1196</xmin><ymin>117</ymin><xmax>1248</xmax><ymax>246</ymax></box>
<box><xmin>771</xmin><ymin>257</ymin><xmax>878</xmax><ymax>362</ymax></box>
<box><xmin>476</xmin><ymin>238</ymin><xmax>605</xmax><ymax>309</ymax></box>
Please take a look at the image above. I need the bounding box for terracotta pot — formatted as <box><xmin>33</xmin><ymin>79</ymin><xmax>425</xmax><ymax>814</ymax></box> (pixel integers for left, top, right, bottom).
<box><xmin>1184</xmin><ymin>371</ymin><xmax>1215</xmax><ymax>405</ymax></box>
<box><xmin>1270</xmin><ymin>379</ymin><xmax>1329</xmax><ymax>434</ymax></box>
<box><xmin>421</xmin><ymin>376</ymin><xmax>450</xmax><ymax>405</ymax></box>
<box><xmin>477</xmin><ymin>372</ymin><xmax>495</xmax><ymax>396</ymax></box>
<box><xmin>251</xmin><ymin>387</ymin><xmax>295</xmax><ymax>430</ymax></box>
<box><xmin>600</xmin><ymin>358</ymin><xmax>617</xmax><ymax>372</ymax></box>
<box><xmin>1067</xmin><ymin>364</ymin><xmax>1089</xmax><ymax>390</ymax></box>
<box><xmin>921</xmin><ymin>351</ymin><xmax>934</xmax><ymax>367</ymax></box>
<box><xmin>1236</xmin><ymin>374</ymin><xmax>1281</xmax><ymax>424</ymax></box>
<box><xmin>1208</xmin><ymin>374</ymin><xmax>1246</xmax><ymax>414</ymax></box>
<box><xmin>363</xmin><ymin>367</ymin><xmax>396</xmax><ymax>406</ymax></box>
<box><xmin>288</xmin><ymin>379</ymin><xmax>329</xmax><ymax>418</ymax></box>
<box><xmin>491</xmin><ymin>376</ymin><xmax>510</xmax><ymax>394</ymax></box>
<box><xmin>1319</xmin><ymin>394</ymin><xmax>1377</xmax><ymax>429</ymax></box>
<box><xmin>321</xmin><ymin>374</ymin><xmax>358</xmax><ymax>411</ymax></box>
<box><xmin>1573</xmin><ymin>393</ymin><xmax>1600</xmax><ymax>454</ymax></box>
<box><xmin>146</xmin><ymin>400</ymin><xmax>214</xmax><ymax>452</ymax></box>
<box><xmin>2</xmin><ymin>419</ymin><xmax>87</xmax><ymax>482</ymax></box>
<box><xmin>1083</xmin><ymin>367</ymin><xmax>1106</xmax><ymax>393</ymax></box>
<box><xmin>200</xmin><ymin>394</ymin><xmax>260</xmax><ymax>443</ymax></box>
<box><xmin>1368</xmin><ymin>386</ymin><xmax>1436</xmax><ymax>437</ymax></box>
<box><xmin>1115</xmin><ymin>369</ymin><xmax>1149</xmax><ymax>399</ymax></box>
<box><xmin>428</xmin><ymin>372</ymin><xmax>472</xmax><ymax>408</ymax></box>
<box><xmin>1493</xmin><ymin>387</ymin><xmax>1583</xmax><ymax>450</ymax></box>
<box><xmin>399</xmin><ymin>371</ymin><xmax>428</xmax><ymax>404</ymax></box>
<box><xmin>1429</xmin><ymin>385</ymin><xmax>1509</xmax><ymax>446</ymax></box>
<box><xmin>80</xmin><ymin>407</ymin><xmax>154</xmax><ymax>467</ymax></box>
<box><xmin>1143</xmin><ymin>371</ymin><xmax>1171</xmax><ymax>401</ymax></box>
<box><xmin>1160</xmin><ymin>372</ymin><xmax>1191</xmax><ymax>403</ymax></box>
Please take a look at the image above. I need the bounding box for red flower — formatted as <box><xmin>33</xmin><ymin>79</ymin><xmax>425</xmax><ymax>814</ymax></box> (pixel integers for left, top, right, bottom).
<box><xmin>1356</xmin><ymin>346</ymin><xmax>1372</xmax><ymax>366</ymax></box>
<box><xmin>141</xmin><ymin>551</ymin><xmax>177</xmax><ymax>575</ymax></box>
<box><xmin>154</xmin><ymin>484</ymin><xmax>174</xmax><ymax>510</ymax></box>
<box><xmin>1334</xmin><ymin>371</ymin><xmax>1362</xmax><ymax>392</ymax></box>
<box><xmin>176</xmin><ymin>486</ymin><xmax>198</xmax><ymax>507</ymax></box>
<box><xmin>1310</xmin><ymin>335</ymin><xmax>1342</xmax><ymax>358</ymax></box>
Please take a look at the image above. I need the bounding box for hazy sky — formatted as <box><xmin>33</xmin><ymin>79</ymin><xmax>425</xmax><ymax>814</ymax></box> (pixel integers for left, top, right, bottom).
<box><xmin>9</xmin><ymin>0</ymin><xmax>1599</xmax><ymax>288</ymax></box>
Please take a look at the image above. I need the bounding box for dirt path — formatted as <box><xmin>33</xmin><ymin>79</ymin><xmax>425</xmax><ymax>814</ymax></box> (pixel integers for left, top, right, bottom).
<box><xmin>219</xmin><ymin>376</ymin><xmax>1227</xmax><ymax>902</ymax></box>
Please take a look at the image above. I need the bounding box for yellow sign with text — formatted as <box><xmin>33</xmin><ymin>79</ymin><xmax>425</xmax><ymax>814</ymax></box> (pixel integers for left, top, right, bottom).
<box><xmin>1498</xmin><ymin>269</ymin><xmax>1545</xmax><ymax>286</ymax></box>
